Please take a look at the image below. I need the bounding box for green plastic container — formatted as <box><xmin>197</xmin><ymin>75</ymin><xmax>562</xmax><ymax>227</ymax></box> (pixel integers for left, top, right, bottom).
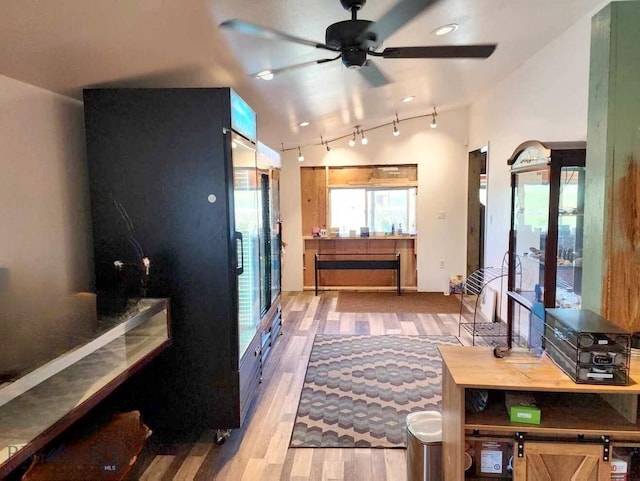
<box><xmin>509</xmin><ymin>405</ymin><xmax>541</xmax><ymax>424</ymax></box>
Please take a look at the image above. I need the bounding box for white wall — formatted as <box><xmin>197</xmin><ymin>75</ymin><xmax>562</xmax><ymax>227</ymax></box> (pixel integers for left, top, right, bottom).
<box><xmin>280</xmin><ymin>107</ymin><xmax>470</xmax><ymax>292</ymax></box>
<box><xmin>0</xmin><ymin>74</ymin><xmax>94</xmax><ymax>372</ymax></box>
<box><xmin>467</xmin><ymin>2</ymin><xmax>608</xmax><ymax>326</ymax></box>
<box><xmin>469</xmin><ymin>3</ymin><xmax>607</xmax><ymax>269</ymax></box>
<box><xmin>0</xmin><ymin>74</ymin><xmax>92</xmax><ymax>296</ymax></box>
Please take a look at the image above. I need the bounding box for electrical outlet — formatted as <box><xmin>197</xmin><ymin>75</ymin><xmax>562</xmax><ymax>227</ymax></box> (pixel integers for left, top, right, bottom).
<box><xmin>439</xmin><ymin>259</ymin><xmax>445</xmax><ymax>269</ymax></box>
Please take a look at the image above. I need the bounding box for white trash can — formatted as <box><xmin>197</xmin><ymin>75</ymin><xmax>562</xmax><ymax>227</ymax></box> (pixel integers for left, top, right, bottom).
<box><xmin>406</xmin><ymin>411</ymin><xmax>442</xmax><ymax>481</ymax></box>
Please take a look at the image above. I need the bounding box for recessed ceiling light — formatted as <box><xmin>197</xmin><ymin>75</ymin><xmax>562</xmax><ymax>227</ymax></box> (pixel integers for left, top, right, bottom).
<box><xmin>299</xmin><ymin>121</ymin><xmax>310</xmax><ymax>127</ymax></box>
<box><xmin>432</xmin><ymin>23</ymin><xmax>459</xmax><ymax>36</ymax></box>
<box><xmin>255</xmin><ymin>70</ymin><xmax>274</xmax><ymax>80</ymax></box>
<box><xmin>401</xmin><ymin>96</ymin><xmax>415</xmax><ymax>103</ymax></box>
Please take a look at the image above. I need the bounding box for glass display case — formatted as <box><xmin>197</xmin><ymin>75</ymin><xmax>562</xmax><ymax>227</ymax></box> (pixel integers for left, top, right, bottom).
<box><xmin>506</xmin><ymin>140</ymin><xmax>586</xmax><ymax>347</ymax></box>
<box><xmin>0</xmin><ymin>298</ymin><xmax>170</xmax><ymax>478</ymax></box>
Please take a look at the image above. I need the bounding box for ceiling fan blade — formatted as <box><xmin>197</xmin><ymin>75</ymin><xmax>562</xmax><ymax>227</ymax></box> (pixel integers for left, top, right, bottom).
<box><xmin>358</xmin><ymin>61</ymin><xmax>391</xmax><ymax>88</ymax></box>
<box><xmin>357</xmin><ymin>0</ymin><xmax>440</xmax><ymax>47</ymax></box>
<box><xmin>250</xmin><ymin>56</ymin><xmax>341</xmax><ymax>78</ymax></box>
<box><xmin>220</xmin><ymin>19</ymin><xmax>337</xmax><ymax>52</ymax></box>
<box><xmin>379</xmin><ymin>44</ymin><xmax>497</xmax><ymax>59</ymax></box>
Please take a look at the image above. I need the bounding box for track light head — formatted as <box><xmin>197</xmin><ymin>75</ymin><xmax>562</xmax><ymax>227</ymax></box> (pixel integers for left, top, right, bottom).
<box><xmin>361</xmin><ymin>130</ymin><xmax>368</xmax><ymax>145</ymax></box>
<box><xmin>349</xmin><ymin>129</ymin><xmax>356</xmax><ymax>147</ymax></box>
<box><xmin>392</xmin><ymin>119</ymin><xmax>400</xmax><ymax>137</ymax></box>
<box><xmin>297</xmin><ymin>146</ymin><xmax>304</xmax><ymax>162</ymax></box>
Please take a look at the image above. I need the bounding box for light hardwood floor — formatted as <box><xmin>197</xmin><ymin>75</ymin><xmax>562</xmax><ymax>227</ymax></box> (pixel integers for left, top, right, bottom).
<box><xmin>130</xmin><ymin>291</ymin><xmax>483</xmax><ymax>481</ymax></box>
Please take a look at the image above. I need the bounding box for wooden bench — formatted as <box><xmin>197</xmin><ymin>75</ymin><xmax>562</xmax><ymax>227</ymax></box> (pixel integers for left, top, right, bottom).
<box><xmin>314</xmin><ymin>253</ymin><xmax>401</xmax><ymax>296</ymax></box>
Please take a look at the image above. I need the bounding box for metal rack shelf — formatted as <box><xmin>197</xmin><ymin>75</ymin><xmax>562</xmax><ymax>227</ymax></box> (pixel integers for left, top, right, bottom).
<box><xmin>458</xmin><ymin>253</ymin><xmax>517</xmax><ymax>346</ymax></box>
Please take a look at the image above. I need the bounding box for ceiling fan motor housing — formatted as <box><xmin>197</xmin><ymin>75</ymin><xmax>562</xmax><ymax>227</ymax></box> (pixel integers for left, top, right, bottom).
<box><xmin>339</xmin><ymin>0</ymin><xmax>366</xmax><ymax>11</ymax></box>
<box><xmin>325</xmin><ymin>19</ymin><xmax>372</xmax><ymax>50</ymax></box>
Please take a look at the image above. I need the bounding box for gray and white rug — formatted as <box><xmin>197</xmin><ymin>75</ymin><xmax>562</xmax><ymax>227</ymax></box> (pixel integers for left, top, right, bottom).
<box><xmin>289</xmin><ymin>334</ymin><xmax>460</xmax><ymax>448</ymax></box>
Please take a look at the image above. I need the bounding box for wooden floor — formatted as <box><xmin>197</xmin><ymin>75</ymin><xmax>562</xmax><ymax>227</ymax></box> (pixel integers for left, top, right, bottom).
<box><xmin>129</xmin><ymin>291</ymin><xmax>485</xmax><ymax>481</ymax></box>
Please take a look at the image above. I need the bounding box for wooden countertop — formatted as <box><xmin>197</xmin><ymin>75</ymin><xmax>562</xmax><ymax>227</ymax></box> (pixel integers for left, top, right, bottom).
<box><xmin>303</xmin><ymin>235</ymin><xmax>416</xmax><ymax>240</ymax></box>
<box><xmin>438</xmin><ymin>345</ymin><xmax>640</xmax><ymax>394</ymax></box>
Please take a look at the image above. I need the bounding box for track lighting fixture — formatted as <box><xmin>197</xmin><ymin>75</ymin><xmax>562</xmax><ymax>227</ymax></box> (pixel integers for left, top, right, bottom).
<box><xmin>281</xmin><ymin>107</ymin><xmax>443</xmax><ymax>157</ymax></box>
<box><xmin>321</xmin><ymin>136</ymin><xmax>331</xmax><ymax>152</ymax></box>
<box><xmin>392</xmin><ymin>113</ymin><xmax>400</xmax><ymax>137</ymax></box>
<box><xmin>349</xmin><ymin>129</ymin><xmax>356</xmax><ymax>147</ymax></box>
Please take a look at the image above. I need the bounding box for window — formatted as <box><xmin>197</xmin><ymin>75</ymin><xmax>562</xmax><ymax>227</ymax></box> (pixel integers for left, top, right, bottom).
<box><xmin>329</xmin><ymin>186</ymin><xmax>417</xmax><ymax>235</ymax></box>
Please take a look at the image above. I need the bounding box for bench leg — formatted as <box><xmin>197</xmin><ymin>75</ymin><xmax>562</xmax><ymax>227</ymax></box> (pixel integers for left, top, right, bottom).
<box><xmin>315</xmin><ymin>261</ymin><xmax>319</xmax><ymax>296</ymax></box>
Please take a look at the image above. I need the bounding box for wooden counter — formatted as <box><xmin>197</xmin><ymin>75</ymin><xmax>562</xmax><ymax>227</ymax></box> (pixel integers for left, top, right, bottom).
<box><xmin>438</xmin><ymin>346</ymin><xmax>640</xmax><ymax>480</ymax></box>
<box><xmin>303</xmin><ymin>236</ymin><xmax>416</xmax><ymax>291</ymax></box>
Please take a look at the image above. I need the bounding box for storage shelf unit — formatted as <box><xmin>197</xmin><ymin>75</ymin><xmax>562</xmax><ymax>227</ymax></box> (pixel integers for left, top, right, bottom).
<box><xmin>440</xmin><ymin>346</ymin><xmax>640</xmax><ymax>480</ymax></box>
<box><xmin>458</xmin><ymin>265</ymin><xmax>509</xmax><ymax>345</ymax></box>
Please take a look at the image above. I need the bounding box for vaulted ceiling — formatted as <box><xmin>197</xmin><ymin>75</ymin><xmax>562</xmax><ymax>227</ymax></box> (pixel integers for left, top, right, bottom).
<box><xmin>0</xmin><ymin>0</ymin><xmax>602</xmax><ymax>148</ymax></box>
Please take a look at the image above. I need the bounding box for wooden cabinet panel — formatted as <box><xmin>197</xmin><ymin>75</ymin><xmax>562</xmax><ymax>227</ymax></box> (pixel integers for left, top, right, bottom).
<box><xmin>327</xmin><ymin>165</ymin><xmax>417</xmax><ymax>185</ymax></box>
<box><xmin>513</xmin><ymin>442</ymin><xmax>609</xmax><ymax>481</ymax></box>
<box><xmin>300</xmin><ymin>167</ymin><xmax>326</xmax><ymax>235</ymax></box>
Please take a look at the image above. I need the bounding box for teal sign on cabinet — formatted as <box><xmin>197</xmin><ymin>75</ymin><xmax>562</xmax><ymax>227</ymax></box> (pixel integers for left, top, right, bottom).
<box><xmin>230</xmin><ymin>89</ymin><xmax>256</xmax><ymax>142</ymax></box>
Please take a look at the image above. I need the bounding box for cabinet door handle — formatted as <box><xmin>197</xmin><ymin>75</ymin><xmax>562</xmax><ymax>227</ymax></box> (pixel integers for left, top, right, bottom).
<box><xmin>235</xmin><ymin>231</ymin><xmax>244</xmax><ymax>275</ymax></box>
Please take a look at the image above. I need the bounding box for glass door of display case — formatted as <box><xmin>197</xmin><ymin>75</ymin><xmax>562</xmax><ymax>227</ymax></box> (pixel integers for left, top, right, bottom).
<box><xmin>231</xmin><ymin>133</ymin><xmax>261</xmax><ymax>361</ymax></box>
<box><xmin>506</xmin><ymin>141</ymin><xmax>586</xmax><ymax>349</ymax></box>
<box><xmin>259</xmin><ymin>173</ymin><xmax>271</xmax><ymax>316</ymax></box>
<box><xmin>556</xmin><ymin>166</ymin><xmax>585</xmax><ymax>308</ymax></box>
<box><xmin>270</xmin><ymin>170</ymin><xmax>281</xmax><ymax>304</ymax></box>
<box><xmin>511</xmin><ymin>168</ymin><xmax>550</xmax><ymax>302</ymax></box>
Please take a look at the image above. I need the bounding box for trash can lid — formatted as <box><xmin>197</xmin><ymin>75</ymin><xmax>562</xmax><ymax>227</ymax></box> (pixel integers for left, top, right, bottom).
<box><xmin>406</xmin><ymin>410</ymin><xmax>442</xmax><ymax>443</ymax></box>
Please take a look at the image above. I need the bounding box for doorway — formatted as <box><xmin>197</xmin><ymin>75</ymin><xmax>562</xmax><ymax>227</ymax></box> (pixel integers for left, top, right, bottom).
<box><xmin>467</xmin><ymin>147</ymin><xmax>487</xmax><ymax>277</ymax></box>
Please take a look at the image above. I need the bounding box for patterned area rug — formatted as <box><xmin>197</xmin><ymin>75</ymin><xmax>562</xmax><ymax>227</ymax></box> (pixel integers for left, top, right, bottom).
<box><xmin>289</xmin><ymin>334</ymin><xmax>460</xmax><ymax>448</ymax></box>
<box><xmin>461</xmin><ymin>321</ymin><xmax>507</xmax><ymax>336</ymax></box>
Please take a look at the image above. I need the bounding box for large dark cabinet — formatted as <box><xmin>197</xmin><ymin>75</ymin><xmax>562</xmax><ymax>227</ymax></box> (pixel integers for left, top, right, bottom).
<box><xmin>83</xmin><ymin>88</ymin><xmax>271</xmax><ymax>434</ymax></box>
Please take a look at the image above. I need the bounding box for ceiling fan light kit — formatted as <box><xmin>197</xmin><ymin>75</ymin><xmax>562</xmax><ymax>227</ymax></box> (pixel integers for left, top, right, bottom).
<box><xmin>220</xmin><ymin>0</ymin><xmax>497</xmax><ymax>87</ymax></box>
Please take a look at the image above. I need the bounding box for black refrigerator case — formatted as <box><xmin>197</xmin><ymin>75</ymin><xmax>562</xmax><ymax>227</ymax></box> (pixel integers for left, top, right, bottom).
<box><xmin>83</xmin><ymin>88</ymin><xmax>261</xmax><ymax>433</ymax></box>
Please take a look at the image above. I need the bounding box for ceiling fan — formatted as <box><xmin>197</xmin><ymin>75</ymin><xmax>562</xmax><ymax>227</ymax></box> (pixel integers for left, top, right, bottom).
<box><xmin>219</xmin><ymin>0</ymin><xmax>497</xmax><ymax>88</ymax></box>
